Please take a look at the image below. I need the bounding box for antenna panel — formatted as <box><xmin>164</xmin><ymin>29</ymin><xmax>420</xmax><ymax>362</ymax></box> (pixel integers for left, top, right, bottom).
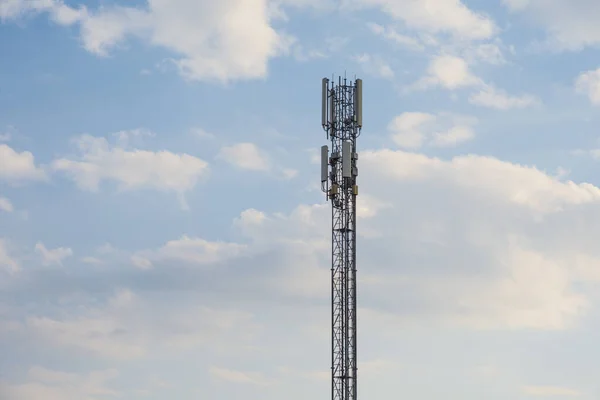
<box><xmin>342</xmin><ymin>141</ymin><xmax>351</xmax><ymax>178</ymax></box>
<box><xmin>321</xmin><ymin>145</ymin><xmax>329</xmax><ymax>182</ymax></box>
<box><xmin>355</xmin><ymin>79</ymin><xmax>362</xmax><ymax>128</ymax></box>
<box><xmin>322</xmin><ymin>78</ymin><xmax>329</xmax><ymax>126</ymax></box>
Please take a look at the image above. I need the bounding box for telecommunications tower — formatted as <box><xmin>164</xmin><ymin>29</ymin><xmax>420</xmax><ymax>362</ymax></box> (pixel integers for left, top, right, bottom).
<box><xmin>320</xmin><ymin>76</ymin><xmax>363</xmax><ymax>400</ymax></box>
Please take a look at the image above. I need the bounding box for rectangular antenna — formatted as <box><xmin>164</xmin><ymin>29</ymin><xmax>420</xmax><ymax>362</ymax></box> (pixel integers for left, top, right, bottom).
<box><xmin>322</xmin><ymin>78</ymin><xmax>328</xmax><ymax>126</ymax></box>
<box><xmin>342</xmin><ymin>141</ymin><xmax>351</xmax><ymax>178</ymax></box>
<box><xmin>321</xmin><ymin>145</ymin><xmax>329</xmax><ymax>182</ymax></box>
<box><xmin>355</xmin><ymin>79</ymin><xmax>362</xmax><ymax>128</ymax></box>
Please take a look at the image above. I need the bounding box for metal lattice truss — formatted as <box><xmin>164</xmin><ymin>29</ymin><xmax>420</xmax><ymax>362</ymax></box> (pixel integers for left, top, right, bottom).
<box><xmin>321</xmin><ymin>76</ymin><xmax>362</xmax><ymax>400</ymax></box>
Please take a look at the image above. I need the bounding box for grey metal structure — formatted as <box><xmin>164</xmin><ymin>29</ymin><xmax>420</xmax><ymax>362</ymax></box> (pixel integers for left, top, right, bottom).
<box><xmin>321</xmin><ymin>76</ymin><xmax>362</xmax><ymax>400</ymax></box>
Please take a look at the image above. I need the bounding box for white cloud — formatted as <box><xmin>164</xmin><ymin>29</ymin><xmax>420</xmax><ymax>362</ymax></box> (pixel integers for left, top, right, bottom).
<box><xmin>35</xmin><ymin>242</ymin><xmax>73</xmax><ymax>266</ymax></box>
<box><xmin>430</xmin><ymin>125</ymin><xmax>475</xmax><ymax>147</ymax></box>
<box><xmin>502</xmin><ymin>0</ymin><xmax>600</xmax><ymax>51</ymax></box>
<box><xmin>136</xmin><ymin>235</ymin><xmax>247</xmax><ymax>267</ymax></box>
<box><xmin>131</xmin><ymin>254</ymin><xmax>153</xmax><ymax>270</ymax></box>
<box><xmin>112</xmin><ymin>128</ymin><xmax>154</xmax><ymax>147</ymax></box>
<box><xmin>363</xmin><ymin>150</ymin><xmax>600</xmax><ymax>213</ymax></box>
<box><xmin>52</xmin><ymin>134</ymin><xmax>209</xmax><ymax>198</ymax></box>
<box><xmin>463</xmin><ymin>42</ymin><xmax>506</xmax><ymax>65</ymax></box>
<box><xmin>347</xmin><ymin>0</ymin><xmax>496</xmax><ymax>41</ymax></box>
<box><xmin>0</xmin><ymin>238</ymin><xmax>19</xmax><ymax>274</ymax></box>
<box><xmin>0</xmin><ymin>366</ymin><xmax>119</xmax><ymax>400</ymax></box>
<box><xmin>217</xmin><ymin>142</ymin><xmax>270</xmax><ymax>171</ymax></box>
<box><xmin>191</xmin><ymin>127</ymin><xmax>216</xmax><ymax>140</ymax></box>
<box><xmin>0</xmin><ymin>196</ymin><xmax>14</xmax><ymax>212</ymax></box>
<box><xmin>4</xmin><ymin>146</ymin><xmax>600</xmax><ymax>398</ymax></box>
<box><xmin>7</xmin><ymin>0</ymin><xmax>600</xmax><ymax>395</ymax></box>
<box><xmin>354</xmin><ymin>53</ymin><xmax>394</xmax><ymax>79</ymax></box>
<box><xmin>413</xmin><ymin>54</ymin><xmax>482</xmax><ymax>90</ymax></box>
<box><xmin>0</xmin><ymin>0</ymin><xmax>51</xmax><ymax>20</ymax></box>
<box><xmin>232</xmin><ymin>204</ymin><xmax>331</xmax><ymax>299</ymax></box>
<box><xmin>412</xmin><ymin>55</ymin><xmax>539</xmax><ymax>107</ymax></box>
<box><xmin>0</xmin><ymin>0</ymin><xmax>84</xmax><ymax>26</ymax></box>
<box><xmin>575</xmin><ymin>67</ymin><xmax>600</xmax><ymax>105</ymax></box>
<box><xmin>469</xmin><ymin>84</ymin><xmax>540</xmax><ymax>109</ymax></box>
<box><xmin>388</xmin><ymin>112</ymin><xmax>436</xmax><ymax>148</ymax></box>
<box><xmin>21</xmin><ymin>289</ymin><xmax>261</xmax><ymax>359</ymax></box>
<box><xmin>367</xmin><ymin>22</ymin><xmax>425</xmax><ymax>51</ymax></box>
<box><xmin>349</xmin><ymin>150</ymin><xmax>600</xmax><ymax>329</ymax></box>
<box><xmin>388</xmin><ymin>112</ymin><xmax>477</xmax><ymax>149</ymax></box>
<box><xmin>185</xmin><ymin>146</ymin><xmax>600</xmax><ymax>330</ymax></box>
<box><xmin>0</xmin><ymin>144</ymin><xmax>46</xmax><ymax>183</ymax></box>
<box><xmin>430</xmin><ymin>241</ymin><xmax>587</xmax><ymax>330</ymax></box>
<box><xmin>522</xmin><ymin>385</ymin><xmax>583</xmax><ymax>397</ymax></box>
<box><xmin>2</xmin><ymin>0</ymin><xmax>292</xmax><ymax>83</ymax></box>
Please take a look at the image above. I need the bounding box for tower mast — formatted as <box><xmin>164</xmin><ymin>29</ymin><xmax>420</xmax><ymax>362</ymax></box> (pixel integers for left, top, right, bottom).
<box><xmin>321</xmin><ymin>76</ymin><xmax>362</xmax><ymax>400</ymax></box>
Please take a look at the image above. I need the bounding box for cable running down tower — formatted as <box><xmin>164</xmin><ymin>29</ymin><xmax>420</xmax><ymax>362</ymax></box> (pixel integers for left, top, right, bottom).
<box><xmin>321</xmin><ymin>76</ymin><xmax>363</xmax><ymax>400</ymax></box>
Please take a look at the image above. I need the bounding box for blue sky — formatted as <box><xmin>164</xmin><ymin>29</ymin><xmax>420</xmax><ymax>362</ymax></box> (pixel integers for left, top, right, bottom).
<box><xmin>2</xmin><ymin>0</ymin><xmax>600</xmax><ymax>399</ymax></box>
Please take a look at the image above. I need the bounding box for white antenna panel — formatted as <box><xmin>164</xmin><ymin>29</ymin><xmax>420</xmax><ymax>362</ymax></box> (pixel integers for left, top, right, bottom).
<box><xmin>322</xmin><ymin>78</ymin><xmax>328</xmax><ymax>126</ymax></box>
<box><xmin>355</xmin><ymin>79</ymin><xmax>362</xmax><ymax>128</ymax></box>
<box><xmin>321</xmin><ymin>145</ymin><xmax>329</xmax><ymax>182</ymax></box>
<box><xmin>342</xmin><ymin>141</ymin><xmax>351</xmax><ymax>178</ymax></box>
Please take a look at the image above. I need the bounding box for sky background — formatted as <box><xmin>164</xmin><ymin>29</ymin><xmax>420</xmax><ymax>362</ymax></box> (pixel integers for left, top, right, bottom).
<box><xmin>2</xmin><ymin>0</ymin><xmax>600</xmax><ymax>399</ymax></box>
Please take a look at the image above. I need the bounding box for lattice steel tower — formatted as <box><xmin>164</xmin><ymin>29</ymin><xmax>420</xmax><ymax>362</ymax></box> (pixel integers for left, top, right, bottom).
<box><xmin>320</xmin><ymin>76</ymin><xmax>363</xmax><ymax>400</ymax></box>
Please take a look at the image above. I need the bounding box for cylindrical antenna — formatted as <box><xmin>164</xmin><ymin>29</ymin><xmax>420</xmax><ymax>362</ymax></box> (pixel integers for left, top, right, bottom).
<box><xmin>355</xmin><ymin>79</ymin><xmax>363</xmax><ymax>128</ymax></box>
<box><xmin>322</xmin><ymin>78</ymin><xmax>329</xmax><ymax>127</ymax></box>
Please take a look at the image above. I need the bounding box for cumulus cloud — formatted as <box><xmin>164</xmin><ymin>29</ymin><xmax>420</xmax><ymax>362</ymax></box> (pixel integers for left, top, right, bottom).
<box><xmin>0</xmin><ymin>0</ymin><xmax>292</xmax><ymax>83</ymax></box>
<box><xmin>502</xmin><ymin>0</ymin><xmax>600</xmax><ymax>51</ymax></box>
<box><xmin>0</xmin><ymin>144</ymin><xmax>46</xmax><ymax>183</ymax></box>
<box><xmin>469</xmin><ymin>84</ymin><xmax>540</xmax><ymax>109</ymax></box>
<box><xmin>575</xmin><ymin>67</ymin><xmax>600</xmax><ymax>105</ymax></box>
<box><xmin>34</xmin><ymin>242</ymin><xmax>73</xmax><ymax>266</ymax></box>
<box><xmin>346</xmin><ymin>0</ymin><xmax>496</xmax><ymax>40</ymax></box>
<box><xmin>3</xmin><ymin>148</ymin><xmax>600</xmax><ymax>397</ymax></box>
<box><xmin>363</xmin><ymin>150</ymin><xmax>600</xmax><ymax>214</ymax></box>
<box><xmin>388</xmin><ymin>112</ymin><xmax>477</xmax><ymax>149</ymax></box>
<box><xmin>411</xmin><ymin>55</ymin><xmax>539</xmax><ymax>109</ymax></box>
<box><xmin>354</xmin><ymin>53</ymin><xmax>395</xmax><ymax>79</ymax></box>
<box><xmin>15</xmin><ymin>289</ymin><xmax>262</xmax><ymax>360</ymax></box>
<box><xmin>367</xmin><ymin>22</ymin><xmax>425</xmax><ymax>50</ymax></box>
<box><xmin>112</xmin><ymin>128</ymin><xmax>155</xmax><ymax>147</ymax></box>
<box><xmin>0</xmin><ymin>238</ymin><xmax>19</xmax><ymax>274</ymax></box>
<box><xmin>413</xmin><ymin>54</ymin><xmax>482</xmax><ymax>90</ymax></box>
<box><xmin>135</xmin><ymin>235</ymin><xmax>247</xmax><ymax>267</ymax></box>
<box><xmin>101</xmin><ymin>148</ymin><xmax>600</xmax><ymax>332</ymax></box>
<box><xmin>217</xmin><ymin>142</ymin><xmax>271</xmax><ymax>171</ymax></box>
<box><xmin>11</xmin><ymin>148</ymin><xmax>598</xmax><ymax>335</ymax></box>
<box><xmin>51</xmin><ymin>133</ymin><xmax>209</xmax><ymax>204</ymax></box>
<box><xmin>463</xmin><ymin>42</ymin><xmax>507</xmax><ymax>65</ymax></box>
